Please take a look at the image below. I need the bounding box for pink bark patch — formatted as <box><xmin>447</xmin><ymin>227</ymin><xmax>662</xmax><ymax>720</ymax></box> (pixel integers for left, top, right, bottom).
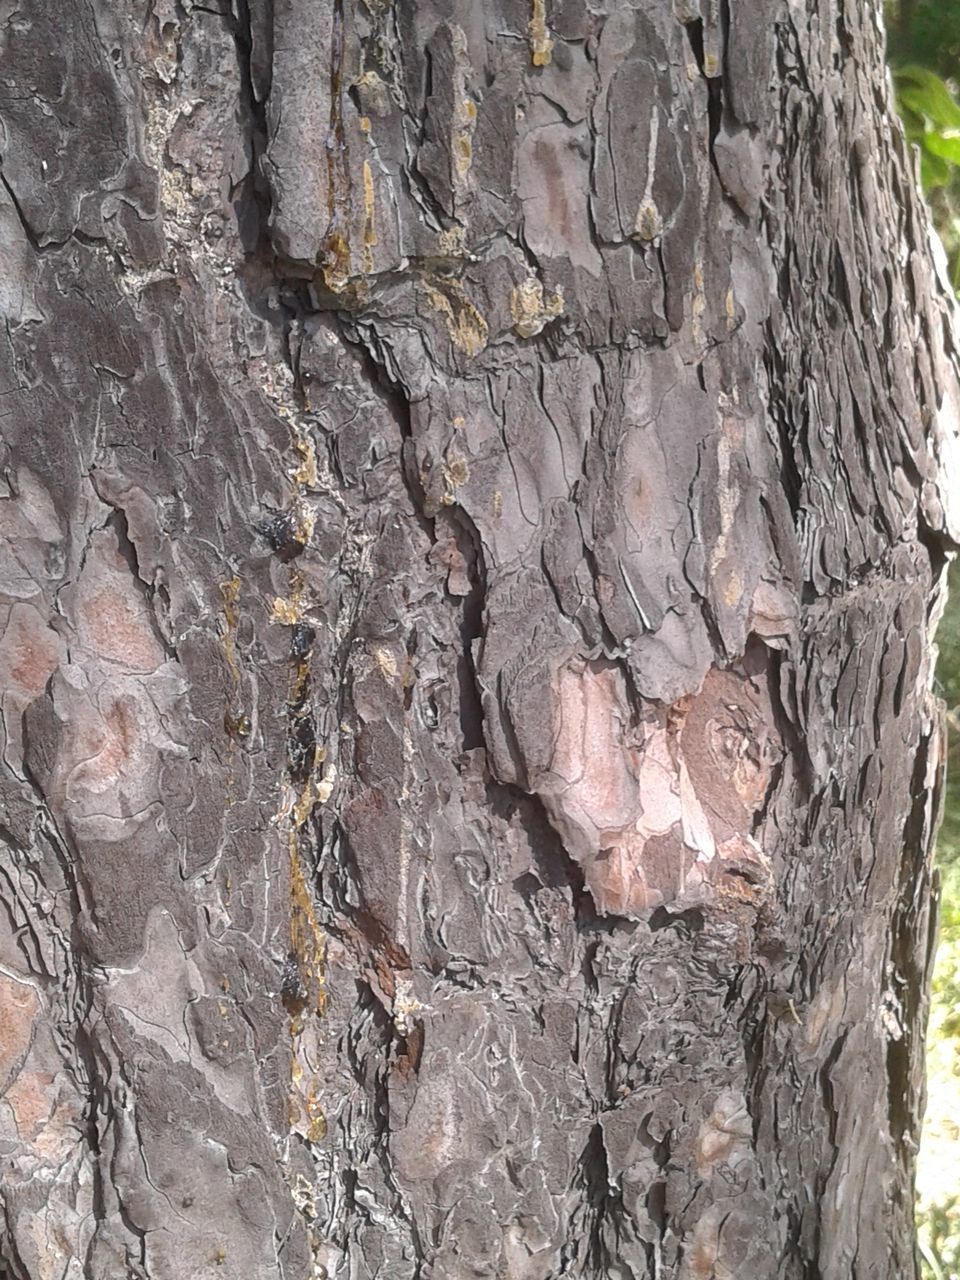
<box><xmin>71</xmin><ymin>529</ymin><xmax>165</xmax><ymax>674</ymax></box>
<box><xmin>533</xmin><ymin>655</ymin><xmax>780</xmax><ymax>916</ymax></box>
<box><xmin>0</xmin><ymin>604</ymin><xmax>63</xmax><ymax>698</ymax></box>
<box><xmin>0</xmin><ymin>974</ymin><xmax>39</xmax><ymax>1089</ymax></box>
<box><xmin>0</xmin><ymin>602</ymin><xmax>66</xmax><ymax>769</ymax></box>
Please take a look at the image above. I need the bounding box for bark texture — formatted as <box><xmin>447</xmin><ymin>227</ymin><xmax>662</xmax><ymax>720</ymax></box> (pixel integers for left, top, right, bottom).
<box><xmin>0</xmin><ymin>2</ymin><xmax>957</xmax><ymax>1278</ymax></box>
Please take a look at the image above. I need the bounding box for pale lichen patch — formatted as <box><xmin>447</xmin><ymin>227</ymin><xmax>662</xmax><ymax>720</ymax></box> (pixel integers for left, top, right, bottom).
<box><xmin>634</xmin><ymin>199</ymin><xmax>663</xmax><ymax>242</ymax></box>
<box><xmin>392</xmin><ymin>975</ymin><xmax>424</xmax><ymax>1036</ymax></box>
<box><xmin>373</xmin><ymin>644</ymin><xmax>399</xmax><ymax>681</ymax></box>
<box><xmin>724</xmin><ymin>287</ymin><xmax>737</xmax><ymax>330</ymax></box>
<box><xmin>454</xmin><ymin>96</ymin><xmax>477</xmax><ymax>183</ymax></box>
<box><xmin>320</xmin><ymin>229</ymin><xmax>352</xmax><ymax>294</ymax></box>
<box><xmin>529</xmin><ymin>0</ymin><xmax>554</xmax><ymax>66</ymax></box>
<box><xmin>422</xmin><ymin>279</ymin><xmax>488</xmax><ymax>356</ymax></box>
<box><xmin>510</xmin><ymin>275</ymin><xmax>564</xmax><ymax>338</ymax></box>
<box><xmin>442</xmin><ymin>454</ymin><xmax>470</xmax><ymax>495</ymax></box>
<box><xmin>442</xmin><ymin>25</ymin><xmax>478</xmax><ymax>216</ymax></box>
<box><xmin>292</xmin><ymin>435</ymin><xmax>319</xmax><ymax>488</ymax></box>
<box><xmin>287</xmin><ymin>798</ymin><xmax>326</xmax><ymax>995</ymax></box>
<box><xmin>362</xmin><ymin>159</ymin><xmax>378</xmax><ymax>272</ymax></box>
<box><xmin>438</xmin><ymin>225</ymin><xmax>468</xmax><ymax>257</ymax></box>
<box><xmin>270</xmin><ymin>595</ymin><xmax>304</xmax><ymax>626</ymax></box>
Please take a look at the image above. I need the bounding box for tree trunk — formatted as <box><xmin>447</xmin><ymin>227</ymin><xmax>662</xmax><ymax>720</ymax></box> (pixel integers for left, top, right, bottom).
<box><xmin>0</xmin><ymin>1</ymin><xmax>956</xmax><ymax>1277</ymax></box>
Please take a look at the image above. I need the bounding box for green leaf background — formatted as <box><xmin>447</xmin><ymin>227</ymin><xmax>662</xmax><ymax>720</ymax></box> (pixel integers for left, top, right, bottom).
<box><xmin>888</xmin><ymin>7</ymin><xmax>960</xmax><ymax>1275</ymax></box>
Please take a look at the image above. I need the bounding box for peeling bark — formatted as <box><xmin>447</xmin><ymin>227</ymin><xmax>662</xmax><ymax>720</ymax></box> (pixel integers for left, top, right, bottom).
<box><xmin>0</xmin><ymin>2</ymin><xmax>956</xmax><ymax>1278</ymax></box>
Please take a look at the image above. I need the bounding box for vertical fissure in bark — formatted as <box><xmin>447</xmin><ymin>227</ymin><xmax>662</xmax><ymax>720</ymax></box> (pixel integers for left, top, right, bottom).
<box><xmin>581</xmin><ymin>1119</ymin><xmax>615</xmax><ymax>1273</ymax></box>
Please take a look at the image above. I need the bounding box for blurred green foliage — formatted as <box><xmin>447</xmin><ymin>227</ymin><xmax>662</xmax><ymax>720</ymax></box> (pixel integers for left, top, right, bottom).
<box><xmin>920</xmin><ymin>565</ymin><xmax>960</xmax><ymax>1280</ymax></box>
<box><xmin>893</xmin><ymin>64</ymin><xmax>960</xmax><ymax>286</ymax></box>
<box><xmin>886</xmin><ymin>7</ymin><xmax>960</xmax><ymax>1277</ymax></box>
<box><xmin>888</xmin><ymin>4</ymin><xmax>960</xmax><ymax>285</ymax></box>
<box><xmin>887</xmin><ymin>1</ymin><xmax>960</xmax><ymax>80</ymax></box>
<box><xmin>936</xmin><ymin>564</ymin><xmax>960</xmax><ymax>885</ymax></box>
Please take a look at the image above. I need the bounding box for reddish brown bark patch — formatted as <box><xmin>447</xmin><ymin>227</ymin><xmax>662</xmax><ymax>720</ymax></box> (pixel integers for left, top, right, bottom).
<box><xmin>534</xmin><ymin>651</ymin><xmax>781</xmax><ymax>917</ymax></box>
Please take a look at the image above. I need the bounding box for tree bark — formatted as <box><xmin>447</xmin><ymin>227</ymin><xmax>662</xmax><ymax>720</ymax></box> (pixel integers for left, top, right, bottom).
<box><xmin>0</xmin><ymin>2</ymin><xmax>956</xmax><ymax>1278</ymax></box>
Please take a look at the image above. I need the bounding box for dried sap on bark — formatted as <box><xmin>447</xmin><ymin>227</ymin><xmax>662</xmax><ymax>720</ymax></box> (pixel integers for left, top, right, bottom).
<box><xmin>533</xmin><ymin>651</ymin><xmax>782</xmax><ymax>917</ymax></box>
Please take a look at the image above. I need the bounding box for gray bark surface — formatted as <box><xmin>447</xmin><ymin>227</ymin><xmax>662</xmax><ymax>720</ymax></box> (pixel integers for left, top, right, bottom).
<box><xmin>0</xmin><ymin>1</ymin><xmax>956</xmax><ymax>1277</ymax></box>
